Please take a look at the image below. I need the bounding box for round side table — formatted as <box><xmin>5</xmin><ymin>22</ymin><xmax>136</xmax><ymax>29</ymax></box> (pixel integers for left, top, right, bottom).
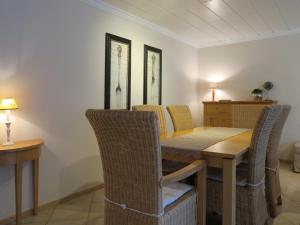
<box><xmin>0</xmin><ymin>139</ymin><xmax>43</xmax><ymax>225</ymax></box>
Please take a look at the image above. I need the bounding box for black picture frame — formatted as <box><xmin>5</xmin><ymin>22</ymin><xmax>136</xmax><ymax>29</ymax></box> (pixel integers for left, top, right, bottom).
<box><xmin>105</xmin><ymin>33</ymin><xmax>131</xmax><ymax>110</ymax></box>
<box><xmin>143</xmin><ymin>45</ymin><xmax>162</xmax><ymax>105</ymax></box>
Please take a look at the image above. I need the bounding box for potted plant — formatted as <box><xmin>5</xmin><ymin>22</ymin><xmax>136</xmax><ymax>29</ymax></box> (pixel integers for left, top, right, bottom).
<box><xmin>262</xmin><ymin>81</ymin><xmax>274</xmax><ymax>100</ymax></box>
<box><xmin>251</xmin><ymin>88</ymin><xmax>263</xmax><ymax>101</ymax></box>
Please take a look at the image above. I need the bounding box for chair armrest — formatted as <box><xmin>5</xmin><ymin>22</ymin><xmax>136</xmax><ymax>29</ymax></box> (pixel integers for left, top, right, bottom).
<box><xmin>160</xmin><ymin>160</ymin><xmax>206</xmax><ymax>187</ymax></box>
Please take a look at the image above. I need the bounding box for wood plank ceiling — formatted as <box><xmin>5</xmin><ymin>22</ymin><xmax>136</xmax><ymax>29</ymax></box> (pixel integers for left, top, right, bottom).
<box><xmin>100</xmin><ymin>0</ymin><xmax>300</xmax><ymax>48</ymax></box>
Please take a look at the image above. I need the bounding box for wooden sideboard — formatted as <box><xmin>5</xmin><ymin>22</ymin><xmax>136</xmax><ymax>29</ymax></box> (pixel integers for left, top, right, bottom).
<box><xmin>203</xmin><ymin>101</ymin><xmax>277</xmax><ymax>128</ymax></box>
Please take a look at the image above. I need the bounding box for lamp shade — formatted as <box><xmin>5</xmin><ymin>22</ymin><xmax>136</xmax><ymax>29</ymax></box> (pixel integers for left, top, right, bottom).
<box><xmin>0</xmin><ymin>98</ymin><xmax>18</xmax><ymax>110</ymax></box>
<box><xmin>208</xmin><ymin>82</ymin><xmax>220</xmax><ymax>90</ymax></box>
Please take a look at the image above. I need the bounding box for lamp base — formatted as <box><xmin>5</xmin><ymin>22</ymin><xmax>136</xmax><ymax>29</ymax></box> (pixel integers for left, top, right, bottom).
<box><xmin>2</xmin><ymin>141</ymin><xmax>15</xmax><ymax>146</ymax></box>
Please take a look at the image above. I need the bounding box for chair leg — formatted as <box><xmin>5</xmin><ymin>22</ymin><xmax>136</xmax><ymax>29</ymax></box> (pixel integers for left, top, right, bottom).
<box><xmin>277</xmin><ymin>196</ymin><xmax>282</xmax><ymax>205</ymax></box>
<box><xmin>265</xmin><ymin>217</ymin><xmax>273</xmax><ymax>225</ymax></box>
<box><xmin>269</xmin><ymin>196</ymin><xmax>283</xmax><ymax>218</ymax></box>
<box><xmin>196</xmin><ymin>162</ymin><xmax>206</xmax><ymax>225</ymax></box>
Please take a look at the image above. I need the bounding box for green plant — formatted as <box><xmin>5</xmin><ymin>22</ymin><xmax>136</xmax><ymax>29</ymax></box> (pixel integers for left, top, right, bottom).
<box><xmin>263</xmin><ymin>81</ymin><xmax>274</xmax><ymax>91</ymax></box>
<box><xmin>251</xmin><ymin>88</ymin><xmax>263</xmax><ymax>95</ymax></box>
<box><xmin>251</xmin><ymin>88</ymin><xmax>263</xmax><ymax>101</ymax></box>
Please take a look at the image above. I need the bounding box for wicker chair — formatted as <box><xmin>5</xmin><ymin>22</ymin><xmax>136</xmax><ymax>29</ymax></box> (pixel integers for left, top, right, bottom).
<box><xmin>206</xmin><ymin>105</ymin><xmax>282</xmax><ymax>225</ymax></box>
<box><xmin>166</xmin><ymin>105</ymin><xmax>194</xmax><ymax>132</ymax></box>
<box><xmin>265</xmin><ymin>105</ymin><xmax>291</xmax><ymax>218</ymax></box>
<box><xmin>86</xmin><ymin>110</ymin><xmax>207</xmax><ymax>225</ymax></box>
<box><xmin>132</xmin><ymin>105</ymin><xmax>188</xmax><ymax>174</ymax></box>
<box><xmin>132</xmin><ymin>105</ymin><xmax>168</xmax><ymax>136</ymax></box>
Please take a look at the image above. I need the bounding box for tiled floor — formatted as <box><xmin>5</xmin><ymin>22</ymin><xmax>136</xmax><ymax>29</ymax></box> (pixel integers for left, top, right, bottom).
<box><xmin>279</xmin><ymin>162</ymin><xmax>300</xmax><ymax>214</ymax></box>
<box><xmin>3</xmin><ymin>162</ymin><xmax>300</xmax><ymax>225</ymax></box>
<box><xmin>4</xmin><ymin>189</ymin><xmax>104</xmax><ymax>225</ymax></box>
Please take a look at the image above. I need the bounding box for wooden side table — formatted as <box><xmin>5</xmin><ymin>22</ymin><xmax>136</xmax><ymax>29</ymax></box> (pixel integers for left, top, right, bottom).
<box><xmin>0</xmin><ymin>139</ymin><xmax>43</xmax><ymax>225</ymax></box>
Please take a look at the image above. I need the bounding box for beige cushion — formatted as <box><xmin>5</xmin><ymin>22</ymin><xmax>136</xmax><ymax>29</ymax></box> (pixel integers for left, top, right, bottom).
<box><xmin>162</xmin><ymin>182</ymin><xmax>194</xmax><ymax>208</ymax></box>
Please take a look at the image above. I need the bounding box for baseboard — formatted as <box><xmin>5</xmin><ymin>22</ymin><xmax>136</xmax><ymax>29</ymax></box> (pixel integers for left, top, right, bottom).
<box><xmin>0</xmin><ymin>183</ymin><xmax>104</xmax><ymax>225</ymax></box>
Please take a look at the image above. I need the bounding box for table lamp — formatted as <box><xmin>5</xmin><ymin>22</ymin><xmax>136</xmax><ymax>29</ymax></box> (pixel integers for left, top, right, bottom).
<box><xmin>208</xmin><ymin>83</ymin><xmax>220</xmax><ymax>102</ymax></box>
<box><xmin>0</xmin><ymin>98</ymin><xmax>18</xmax><ymax>145</ymax></box>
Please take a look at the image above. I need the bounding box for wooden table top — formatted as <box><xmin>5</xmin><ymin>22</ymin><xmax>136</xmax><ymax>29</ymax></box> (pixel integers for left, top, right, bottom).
<box><xmin>160</xmin><ymin>127</ymin><xmax>207</xmax><ymax>140</ymax></box>
<box><xmin>201</xmin><ymin>130</ymin><xmax>252</xmax><ymax>159</ymax></box>
<box><xmin>161</xmin><ymin>127</ymin><xmax>252</xmax><ymax>159</ymax></box>
<box><xmin>0</xmin><ymin>139</ymin><xmax>44</xmax><ymax>153</ymax></box>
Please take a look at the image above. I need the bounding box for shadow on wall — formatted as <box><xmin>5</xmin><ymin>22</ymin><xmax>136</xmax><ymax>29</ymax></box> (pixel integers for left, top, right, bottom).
<box><xmin>60</xmin><ymin>155</ymin><xmax>102</xmax><ymax>195</ymax></box>
<box><xmin>29</xmin><ymin>145</ymin><xmax>101</xmax><ymax>207</ymax></box>
<box><xmin>26</xmin><ymin>145</ymin><xmax>102</xmax><ymax>207</ymax></box>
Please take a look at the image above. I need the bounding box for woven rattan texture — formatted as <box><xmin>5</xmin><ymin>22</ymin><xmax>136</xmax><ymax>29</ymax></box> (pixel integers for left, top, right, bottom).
<box><xmin>132</xmin><ymin>105</ymin><xmax>168</xmax><ymax>136</ymax></box>
<box><xmin>167</xmin><ymin>105</ymin><xmax>194</xmax><ymax>132</ymax></box>
<box><xmin>232</xmin><ymin>104</ymin><xmax>267</xmax><ymax>129</ymax></box>
<box><xmin>207</xmin><ymin>105</ymin><xmax>282</xmax><ymax>225</ymax></box>
<box><xmin>86</xmin><ymin>110</ymin><xmax>198</xmax><ymax>225</ymax></box>
<box><xmin>265</xmin><ymin>105</ymin><xmax>291</xmax><ymax>217</ymax></box>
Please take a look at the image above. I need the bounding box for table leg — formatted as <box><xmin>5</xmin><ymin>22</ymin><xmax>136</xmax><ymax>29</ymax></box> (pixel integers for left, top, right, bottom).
<box><xmin>32</xmin><ymin>158</ymin><xmax>39</xmax><ymax>215</ymax></box>
<box><xmin>15</xmin><ymin>162</ymin><xmax>23</xmax><ymax>225</ymax></box>
<box><xmin>197</xmin><ymin>164</ymin><xmax>207</xmax><ymax>225</ymax></box>
<box><xmin>222</xmin><ymin>159</ymin><xmax>236</xmax><ymax>225</ymax></box>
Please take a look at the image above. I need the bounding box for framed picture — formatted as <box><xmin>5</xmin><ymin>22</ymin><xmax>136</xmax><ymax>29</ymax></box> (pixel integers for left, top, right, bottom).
<box><xmin>143</xmin><ymin>45</ymin><xmax>162</xmax><ymax>105</ymax></box>
<box><xmin>105</xmin><ymin>33</ymin><xmax>131</xmax><ymax>110</ymax></box>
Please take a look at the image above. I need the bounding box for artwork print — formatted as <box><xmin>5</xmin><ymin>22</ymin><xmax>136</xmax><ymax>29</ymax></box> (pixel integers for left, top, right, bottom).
<box><xmin>144</xmin><ymin>45</ymin><xmax>162</xmax><ymax>105</ymax></box>
<box><xmin>105</xmin><ymin>33</ymin><xmax>131</xmax><ymax>110</ymax></box>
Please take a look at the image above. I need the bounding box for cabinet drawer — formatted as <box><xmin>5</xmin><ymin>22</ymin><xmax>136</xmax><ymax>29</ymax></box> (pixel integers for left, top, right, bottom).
<box><xmin>205</xmin><ymin>117</ymin><xmax>232</xmax><ymax>127</ymax></box>
<box><xmin>205</xmin><ymin>105</ymin><xmax>232</xmax><ymax>115</ymax></box>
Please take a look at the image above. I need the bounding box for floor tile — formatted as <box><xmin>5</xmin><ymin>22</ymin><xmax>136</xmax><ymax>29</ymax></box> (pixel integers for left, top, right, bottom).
<box><xmin>88</xmin><ymin>212</ymin><xmax>104</xmax><ymax>220</ymax></box>
<box><xmin>4</xmin><ymin>162</ymin><xmax>299</xmax><ymax>225</ymax></box>
<box><xmin>57</xmin><ymin>193</ymin><xmax>93</xmax><ymax>210</ymax></box>
<box><xmin>280</xmin><ymin>162</ymin><xmax>300</xmax><ymax>196</ymax></box>
<box><xmin>49</xmin><ymin>208</ymin><xmax>89</xmax><ymax>222</ymax></box>
<box><xmin>23</xmin><ymin>206</ymin><xmax>55</xmax><ymax>224</ymax></box>
<box><xmin>273</xmin><ymin>213</ymin><xmax>300</xmax><ymax>225</ymax></box>
<box><xmin>4</xmin><ymin>222</ymin><xmax>46</xmax><ymax>225</ymax></box>
<box><xmin>90</xmin><ymin>202</ymin><xmax>104</xmax><ymax>214</ymax></box>
<box><xmin>47</xmin><ymin>219</ymin><xmax>87</xmax><ymax>225</ymax></box>
<box><xmin>86</xmin><ymin>216</ymin><xmax>104</xmax><ymax>225</ymax></box>
<box><xmin>282</xmin><ymin>196</ymin><xmax>300</xmax><ymax>214</ymax></box>
<box><xmin>62</xmin><ymin>193</ymin><xmax>93</xmax><ymax>204</ymax></box>
<box><xmin>92</xmin><ymin>189</ymin><xmax>104</xmax><ymax>203</ymax></box>
<box><xmin>284</xmin><ymin>185</ymin><xmax>300</xmax><ymax>204</ymax></box>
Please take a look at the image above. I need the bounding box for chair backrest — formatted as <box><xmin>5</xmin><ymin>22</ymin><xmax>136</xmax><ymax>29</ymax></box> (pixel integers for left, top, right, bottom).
<box><xmin>166</xmin><ymin>105</ymin><xmax>194</xmax><ymax>132</ymax></box>
<box><xmin>247</xmin><ymin>105</ymin><xmax>282</xmax><ymax>185</ymax></box>
<box><xmin>132</xmin><ymin>105</ymin><xmax>168</xmax><ymax>136</ymax></box>
<box><xmin>86</xmin><ymin>110</ymin><xmax>163</xmax><ymax>215</ymax></box>
<box><xmin>266</xmin><ymin>105</ymin><xmax>291</xmax><ymax>169</ymax></box>
<box><xmin>265</xmin><ymin>105</ymin><xmax>291</xmax><ymax>217</ymax></box>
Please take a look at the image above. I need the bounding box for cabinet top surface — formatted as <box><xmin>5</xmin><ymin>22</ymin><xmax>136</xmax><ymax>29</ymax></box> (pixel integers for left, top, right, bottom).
<box><xmin>0</xmin><ymin>139</ymin><xmax>44</xmax><ymax>153</ymax></box>
<box><xmin>203</xmin><ymin>100</ymin><xmax>277</xmax><ymax>105</ymax></box>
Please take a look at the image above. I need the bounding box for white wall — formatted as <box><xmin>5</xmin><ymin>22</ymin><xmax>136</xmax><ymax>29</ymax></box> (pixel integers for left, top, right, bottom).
<box><xmin>198</xmin><ymin>34</ymin><xmax>300</xmax><ymax>160</ymax></box>
<box><xmin>0</xmin><ymin>0</ymin><xmax>199</xmax><ymax>219</ymax></box>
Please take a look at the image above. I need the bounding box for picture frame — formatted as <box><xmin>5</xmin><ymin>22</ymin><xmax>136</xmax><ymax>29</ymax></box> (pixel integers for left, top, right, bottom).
<box><xmin>105</xmin><ymin>33</ymin><xmax>131</xmax><ymax>110</ymax></box>
<box><xmin>143</xmin><ymin>45</ymin><xmax>162</xmax><ymax>105</ymax></box>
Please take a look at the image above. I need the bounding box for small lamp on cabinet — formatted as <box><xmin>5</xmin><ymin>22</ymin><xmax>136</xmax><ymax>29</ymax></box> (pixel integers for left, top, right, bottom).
<box><xmin>208</xmin><ymin>83</ymin><xmax>220</xmax><ymax>102</ymax></box>
<box><xmin>0</xmin><ymin>98</ymin><xmax>18</xmax><ymax>145</ymax></box>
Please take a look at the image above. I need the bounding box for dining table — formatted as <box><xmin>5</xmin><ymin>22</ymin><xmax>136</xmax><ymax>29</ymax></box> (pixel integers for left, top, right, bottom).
<box><xmin>160</xmin><ymin>127</ymin><xmax>253</xmax><ymax>225</ymax></box>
